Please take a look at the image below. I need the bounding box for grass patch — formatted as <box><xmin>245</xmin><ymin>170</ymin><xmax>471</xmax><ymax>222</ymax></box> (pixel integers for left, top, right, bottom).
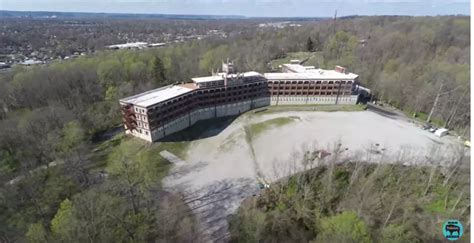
<box><xmin>249</xmin><ymin>116</ymin><xmax>298</xmax><ymax>137</ymax></box>
<box><xmin>269</xmin><ymin>51</ymin><xmax>324</xmax><ymax>70</ymax></box>
<box><xmin>218</xmin><ymin>130</ymin><xmax>241</xmax><ymax>152</ymax></box>
<box><xmin>90</xmin><ymin>132</ymin><xmax>188</xmax><ymax>183</ymax></box>
<box><xmin>105</xmin><ymin>136</ymin><xmax>172</xmax><ymax>185</ymax></box>
<box><xmin>401</xmin><ymin>108</ymin><xmax>445</xmax><ymax>127</ymax></box>
<box><xmin>94</xmin><ymin>116</ymin><xmax>237</xmax><ymax>171</ymax></box>
<box><xmin>254</xmin><ymin>104</ymin><xmax>366</xmax><ymax>115</ymax></box>
<box><xmin>159</xmin><ymin>141</ymin><xmax>190</xmax><ymax>159</ymax></box>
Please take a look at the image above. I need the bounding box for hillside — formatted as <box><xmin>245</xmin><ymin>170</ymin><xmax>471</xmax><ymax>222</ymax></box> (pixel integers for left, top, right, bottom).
<box><xmin>0</xmin><ymin>15</ymin><xmax>470</xmax><ymax>242</ymax></box>
<box><xmin>229</xmin><ymin>159</ymin><xmax>470</xmax><ymax>242</ymax></box>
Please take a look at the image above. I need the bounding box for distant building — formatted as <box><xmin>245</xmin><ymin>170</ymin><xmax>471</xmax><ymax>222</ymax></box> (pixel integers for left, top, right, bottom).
<box><xmin>19</xmin><ymin>59</ymin><xmax>44</xmax><ymax>66</ymax></box>
<box><xmin>258</xmin><ymin>22</ymin><xmax>302</xmax><ymax>28</ymax></box>
<box><xmin>120</xmin><ymin>60</ymin><xmax>360</xmax><ymax>142</ymax></box>
<box><xmin>107</xmin><ymin>42</ymin><xmax>167</xmax><ymax>50</ymax></box>
<box><xmin>106</xmin><ymin>42</ymin><xmax>148</xmax><ymax>50</ymax></box>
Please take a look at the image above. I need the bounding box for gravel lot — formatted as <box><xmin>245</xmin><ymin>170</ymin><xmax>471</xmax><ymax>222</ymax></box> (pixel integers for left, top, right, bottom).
<box><xmin>163</xmin><ymin>109</ymin><xmax>464</xmax><ymax>241</ymax></box>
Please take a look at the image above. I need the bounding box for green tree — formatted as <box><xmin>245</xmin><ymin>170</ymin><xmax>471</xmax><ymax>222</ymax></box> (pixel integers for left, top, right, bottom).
<box><xmin>381</xmin><ymin>224</ymin><xmax>418</xmax><ymax>243</ymax></box>
<box><xmin>199</xmin><ymin>45</ymin><xmax>229</xmax><ymax>73</ymax></box>
<box><xmin>230</xmin><ymin>205</ymin><xmax>267</xmax><ymax>242</ymax></box>
<box><xmin>323</xmin><ymin>31</ymin><xmax>358</xmax><ymax>68</ymax></box>
<box><xmin>26</xmin><ymin>223</ymin><xmax>48</xmax><ymax>243</ymax></box>
<box><xmin>62</xmin><ymin>189</ymin><xmax>129</xmax><ymax>242</ymax></box>
<box><xmin>51</xmin><ymin>199</ymin><xmax>76</xmax><ymax>241</ymax></box>
<box><xmin>97</xmin><ymin>59</ymin><xmax>125</xmax><ymax>88</ymax></box>
<box><xmin>105</xmin><ymin>86</ymin><xmax>119</xmax><ymax>102</ymax></box>
<box><xmin>61</xmin><ymin>121</ymin><xmax>85</xmax><ymax>153</ymax></box>
<box><xmin>153</xmin><ymin>56</ymin><xmax>166</xmax><ymax>85</ymax></box>
<box><xmin>316</xmin><ymin>211</ymin><xmax>372</xmax><ymax>243</ymax></box>
<box><xmin>383</xmin><ymin>59</ymin><xmax>399</xmax><ymax>74</ymax></box>
<box><xmin>306</xmin><ymin>37</ymin><xmax>315</xmax><ymax>52</ymax></box>
<box><xmin>313</xmin><ymin>32</ymin><xmax>322</xmax><ymax>51</ymax></box>
<box><xmin>128</xmin><ymin>61</ymin><xmax>148</xmax><ymax>84</ymax></box>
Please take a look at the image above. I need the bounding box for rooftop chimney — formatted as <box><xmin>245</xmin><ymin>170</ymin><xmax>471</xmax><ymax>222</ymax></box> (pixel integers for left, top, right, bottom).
<box><xmin>335</xmin><ymin>65</ymin><xmax>346</xmax><ymax>73</ymax></box>
<box><xmin>222</xmin><ymin>58</ymin><xmax>235</xmax><ymax>74</ymax></box>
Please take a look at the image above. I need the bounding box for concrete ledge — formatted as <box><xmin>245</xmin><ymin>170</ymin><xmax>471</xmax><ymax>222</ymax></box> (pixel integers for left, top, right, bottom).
<box><xmin>160</xmin><ymin>150</ymin><xmax>186</xmax><ymax>165</ymax></box>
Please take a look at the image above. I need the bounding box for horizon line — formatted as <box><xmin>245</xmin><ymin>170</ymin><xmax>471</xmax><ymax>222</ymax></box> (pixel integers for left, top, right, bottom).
<box><xmin>0</xmin><ymin>9</ymin><xmax>470</xmax><ymax>19</ymax></box>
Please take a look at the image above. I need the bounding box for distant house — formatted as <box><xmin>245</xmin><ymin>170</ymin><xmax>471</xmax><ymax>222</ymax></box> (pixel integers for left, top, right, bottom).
<box><xmin>107</xmin><ymin>42</ymin><xmax>167</xmax><ymax>50</ymax></box>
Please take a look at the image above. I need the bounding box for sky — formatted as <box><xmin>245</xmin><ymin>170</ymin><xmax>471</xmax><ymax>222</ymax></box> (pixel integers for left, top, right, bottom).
<box><xmin>1</xmin><ymin>0</ymin><xmax>470</xmax><ymax>17</ymax></box>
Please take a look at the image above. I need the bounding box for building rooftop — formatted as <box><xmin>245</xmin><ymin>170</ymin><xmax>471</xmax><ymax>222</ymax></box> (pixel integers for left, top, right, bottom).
<box><xmin>228</xmin><ymin>71</ymin><xmax>263</xmax><ymax>78</ymax></box>
<box><xmin>268</xmin><ymin>63</ymin><xmax>359</xmax><ymax>80</ymax></box>
<box><xmin>284</xmin><ymin>64</ymin><xmax>337</xmax><ymax>73</ymax></box>
<box><xmin>120</xmin><ymin>84</ymin><xmax>194</xmax><ymax>107</ymax></box>
<box><xmin>178</xmin><ymin>83</ymin><xmax>199</xmax><ymax>90</ymax></box>
<box><xmin>191</xmin><ymin>71</ymin><xmax>263</xmax><ymax>83</ymax></box>
<box><xmin>264</xmin><ymin>71</ymin><xmax>358</xmax><ymax>80</ymax></box>
<box><xmin>191</xmin><ymin>75</ymin><xmax>224</xmax><ymax>83</ymax></box>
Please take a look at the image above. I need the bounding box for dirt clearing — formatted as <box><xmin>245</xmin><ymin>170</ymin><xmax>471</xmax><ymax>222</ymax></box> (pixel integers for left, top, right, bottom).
<box><xmin>163</xmin><ymin>110</ymin><xmax>464</xmax><ymax>241</ymax></box>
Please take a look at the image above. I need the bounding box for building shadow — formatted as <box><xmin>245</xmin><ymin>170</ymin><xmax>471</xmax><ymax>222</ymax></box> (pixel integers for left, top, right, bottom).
<box><xmin>366</xmin><ymin>103</ymin><xmax>399</xmax><ymax>119</ymax></box>
<box><xmin>91</xmin><ymin>126</ymin><xmax>124</xmax><ymax>143</ymax></box>
<box><xmin>157</xmin><ymin>115</ymin><xmax>240</xmax><ymax>142</ymax></box>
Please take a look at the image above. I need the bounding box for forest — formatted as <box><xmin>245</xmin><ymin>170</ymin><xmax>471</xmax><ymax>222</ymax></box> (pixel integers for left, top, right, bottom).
<box><xmin>0</xmin><ymin>15</ymin><xmax>470</xmax><ymax>242</ymax></box>
<box><xmin>229</xmin><ymin>148</ymin><xmax>470</xmax><ymax>242</ymax></box>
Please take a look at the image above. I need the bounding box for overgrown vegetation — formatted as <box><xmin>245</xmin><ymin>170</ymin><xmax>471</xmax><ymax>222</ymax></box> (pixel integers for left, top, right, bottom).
<box><xmin>254</xmin><ymin>104</ymin><xmax>367</xmax><ymax>115</ymax></box>
<box><xmin>229</xmin><ymin>158</ymin><xmax>470</xmax><ymax>242</ymax></box>
<box><xmin>2</xmin><ymin>134</ymin><xmax>200</xmax><ymax>242</ymax></box>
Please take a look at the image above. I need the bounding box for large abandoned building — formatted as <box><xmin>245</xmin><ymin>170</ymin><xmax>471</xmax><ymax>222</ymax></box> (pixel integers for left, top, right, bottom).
<box><xmin>120</xmin><ymin>60</ymin><xmax>361</xmax><ymax>142</ymax></box>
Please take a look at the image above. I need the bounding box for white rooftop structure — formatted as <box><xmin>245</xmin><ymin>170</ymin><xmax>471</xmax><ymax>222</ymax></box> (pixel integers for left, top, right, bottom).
<box><xmin>282</xmin><ymin>63</ymin><xmax>318</xmax><ymax>73</ymax></box>
<box><xmin>191</xmin><ymin>75</ymin><xmax>224</xmax><ymax>83</ymax></box>
<box><xmin>355</xmin><ymin>85</ymin><xmax>371</xmax><ymax>94</ymax></box>
<box><xmin>227</xmin><ymin>71</ymin><xmax>263</xmax><ymax>79</ymax></box>
<box><xmin>264</xmin><ymin>71</ymin><xmax>358</xmax><ymax>80</ymax></box>
<box><xmin>120</xmin><ymin>85</ymin><xmax>194</xmax><ymax>107</ymax></box>
<box><xmin>265</xmin><ymin>63</ymin><xmax>359</xmax><ymax>80</ymax></box>
<box><xmin>20</xmin><ymin>59</ymin><xmax>44</xmax><ymax>66</ymax></box>
<box><xmin>107</xmin><ymin>42</ymin><xmax>148</xmax><ymax>49</ymax></box>
<box><xmin>192</xmin><ymin>71</ymin><xmax>263</xmax><ymax>83</ymax></box>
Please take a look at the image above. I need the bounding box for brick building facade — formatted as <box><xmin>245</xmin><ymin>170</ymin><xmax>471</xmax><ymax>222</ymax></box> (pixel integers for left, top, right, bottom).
<box><xmin>120</xmin><ymin>61</ymin><xmax>360</xmax><ymax>142</ymax></box>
